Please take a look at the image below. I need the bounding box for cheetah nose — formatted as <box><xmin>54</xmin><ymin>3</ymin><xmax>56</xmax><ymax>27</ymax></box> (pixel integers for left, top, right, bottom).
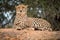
<box><xmin>20</xmin><ymin>10</ymin><xmax>22</xmax><ymax>12</ymax></box>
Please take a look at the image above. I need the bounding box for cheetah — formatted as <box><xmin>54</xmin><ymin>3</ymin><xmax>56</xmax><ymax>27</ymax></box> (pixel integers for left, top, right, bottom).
<box><xmin>13</xmin><ymin>4</ymin><xmax>52</xmax><ymax>31</ymax></box>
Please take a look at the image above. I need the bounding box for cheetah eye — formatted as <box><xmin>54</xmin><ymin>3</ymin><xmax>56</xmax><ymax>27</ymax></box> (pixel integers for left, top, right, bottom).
<box><xmin>22</xmin><ymin>7</ymin><xmax>24</xmax><ymax>8</ymax></box>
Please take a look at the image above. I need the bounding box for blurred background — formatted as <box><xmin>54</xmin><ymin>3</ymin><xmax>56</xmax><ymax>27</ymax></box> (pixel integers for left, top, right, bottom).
<box><xmin>0</xmin><ymin>0</ymin><xmax>60</xmax><ymax>31</ymax></box>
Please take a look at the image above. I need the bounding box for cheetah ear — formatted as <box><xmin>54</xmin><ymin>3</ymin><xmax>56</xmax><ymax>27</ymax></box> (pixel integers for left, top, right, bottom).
<box><xmin>15</xmin><ymin>5</ymin><xmax>18</xmax><ymax>9</ymax></box>
<box><xmin>26</xmin><ymin>5</ymin><xmax>28</xmax><ymax>7</ymax></box>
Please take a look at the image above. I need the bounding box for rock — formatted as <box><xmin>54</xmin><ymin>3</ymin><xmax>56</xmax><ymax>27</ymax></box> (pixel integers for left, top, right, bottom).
<box><xmin>0</xmin><ymin>29</ymin><xmax>60</xmax><ymax>40</ymax></box>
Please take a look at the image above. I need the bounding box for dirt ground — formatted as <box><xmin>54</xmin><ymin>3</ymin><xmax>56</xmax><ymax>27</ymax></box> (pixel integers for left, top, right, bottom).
<box><xmin>0</xmin><ymin>28</ymin><xmax>60</xmax><ymax>40</ymax></box>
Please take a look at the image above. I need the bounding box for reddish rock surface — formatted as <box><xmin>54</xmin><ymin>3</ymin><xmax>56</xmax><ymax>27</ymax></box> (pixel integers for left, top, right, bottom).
<box><xmin>0</xmin><ymin>29</ymin><xmax>60</xmax><ymax>40</ymax></box>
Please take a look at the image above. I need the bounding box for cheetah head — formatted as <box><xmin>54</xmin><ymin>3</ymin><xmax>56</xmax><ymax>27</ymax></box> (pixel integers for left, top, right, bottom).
<box><xmin>15</xmin><ymin>4</ymin><xmax>28</xmax><ymax>14</ymax></box>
